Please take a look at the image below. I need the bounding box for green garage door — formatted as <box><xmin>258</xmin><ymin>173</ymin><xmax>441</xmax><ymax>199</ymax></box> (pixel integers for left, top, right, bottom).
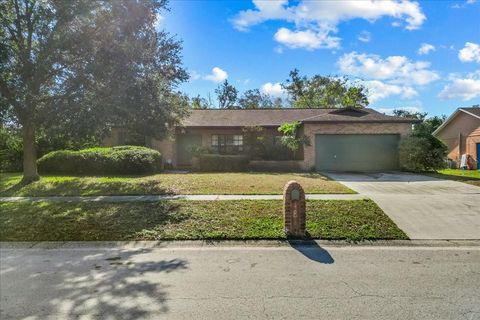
<box><xmin>315</xmin><ymin>134</ymin><xmax>400</xmax><ymax>172</ymax></box>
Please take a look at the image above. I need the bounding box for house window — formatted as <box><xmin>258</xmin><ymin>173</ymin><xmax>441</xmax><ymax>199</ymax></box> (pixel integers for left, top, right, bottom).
<box><xmin>211</xmin><ymin>134</ymin><xmax>243</xmax><ymax>154</ymax></box>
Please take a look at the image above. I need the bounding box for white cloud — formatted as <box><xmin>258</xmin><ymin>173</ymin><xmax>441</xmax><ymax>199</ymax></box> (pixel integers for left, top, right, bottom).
<box><xmin>357</xmin><ymin>31</ymin><xmax>371</xmax><ymax>43</ymax></box>
<box><xmin>418</xmin><ymin>43</ymin><xmax>435</xmax><ymax>55</ymax></box>
<box><xmin>438</xmin><ymin>72</ymin><xmax>480</xmax><ymax>101</ymax></box>
<box><xmin>190</xmin><ymin>70</ymin><xmax>201</xmax><ymax>80</ymax></box>
<box><xmin>458</xmin><ymin>42</ymin><xmax>480</xmax><ymax>63</ymax></box>
<box><xmin>365</xmin><ymin>80</ymin><xmax>418</xmax><ymax>103</ymax></box>
<box><xmin>154</xmin><ymin>13</ymin><xmax>164</xmax><ymax>29</ymax></box>
<box><xmin>338</xmin><ymin>52</ymin><xmax>440</xmax><ymax>85</ymax></box>
<box><xmin>260</xmin><ymin>82</ymin><xmax>286</xmax><ymax>98</ymax></box>
<box><xmin>231</xmin><ymin>0</ymin><xmax>425</xmax><ymax>50</ymax></box>
<box><xmin>274</xmin><ymin>27</ymin><xmax>340</xmax><ymax>50</ymax></box>
<box><xmin>203</xmin><ymin>67</ymin><xmax>228</xmax><ymax>83</ymax></box>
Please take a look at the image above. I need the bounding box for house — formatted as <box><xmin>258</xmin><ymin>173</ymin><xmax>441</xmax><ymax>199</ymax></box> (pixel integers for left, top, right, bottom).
<box><xmin>103</xmin><ymin>107</ymin><xmax>419</xmax><ymax>172</ymax></box>
<box><xmin>433</xmin><ymin>107</ymin><xmax>480</xmax><ymax>170</ymax></box>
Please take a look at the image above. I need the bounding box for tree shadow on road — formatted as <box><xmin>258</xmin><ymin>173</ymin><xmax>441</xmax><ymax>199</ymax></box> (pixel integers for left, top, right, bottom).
<box><xmin>1</xmin><ymin>247</ymin><xmax>188</xmax><ymax>319</ymax></box>
<box><xmin>288</xmin><ymin>240</ymin><xmax>334</xmax><ymax>264</ymax></box>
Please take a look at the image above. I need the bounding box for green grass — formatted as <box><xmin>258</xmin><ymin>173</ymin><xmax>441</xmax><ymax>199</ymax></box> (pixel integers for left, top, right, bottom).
<box><xmin>0</xmin><ymin>199</ymin><xmax>406</xmax><ymax>241</ymax></box>
<box><xmin>0</xmin><ymin>172</ymin><xmax>354</xmax><ymax>196</ymax></box>
<box><xmin>425</xmin><ymin>169</ymin><xmax>480</xmax><ymax>187</ymax></box>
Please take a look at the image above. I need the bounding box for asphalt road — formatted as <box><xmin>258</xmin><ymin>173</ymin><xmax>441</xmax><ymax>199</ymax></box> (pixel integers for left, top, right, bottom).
<box><xmin>1</xmin><ymin>242</ymin><xmax>479</xmax><ymax>320</ymax></box>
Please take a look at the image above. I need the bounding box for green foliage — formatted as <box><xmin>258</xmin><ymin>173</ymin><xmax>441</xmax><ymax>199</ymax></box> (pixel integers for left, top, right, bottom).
<box><xmin>215</xmin><ymin>80</ymin><xmax>239</xmax><ymax>109</ymax></box>
<box><xmin>242</xmin><ymin>126</ymin><xmax>268</xmax><ymax>158</ymax></box>
<box><xmin>37</xmin><ymin>146</ymin><xmax>163</xmax><ymax>175</ymax></box>
<box><xmin>238</xmin><ymin>89</ymin><xmax>281</xmax><ymax>109</ymax></box>
<box><xmin>191</xmin><ymin>95</ymin><xmax>212</xmax><ymax>109</ymax></box>
<box><xmin>282</xmin><ymin>69</ymin><xmax>369</xmax><ymax>108</ymax></box>
<box><xmin>399</xmin><ymin>136</ymin><xmax>447</xmax><ymax>171</ymax></box>
<box><xmin>1</xmin><ymin>0</ymin><xmax>188</xmax><ymax>180</ymax></box>
<box><xmin>0</xmin><ymin>126</ymin><xmax>22</xmax><ymax>172</ymax></box>
<box><xmin>394</xmin><ymin>109</ymin><xmax>447</xmax><ymax>171</ymax></box>
<box><xmin>190</xmin><ymin>145</ymin><xmax>214</xmax><ymax>156</ymax></box>
<box><xmin>277</xmin><ymin>121</ymin><xmax>310</xmax><ymax>152</ymax></box>
<box><xmin>196</xmin><ymin>154</ymin><xmax>250</xmax><ymax>172</ymax></box>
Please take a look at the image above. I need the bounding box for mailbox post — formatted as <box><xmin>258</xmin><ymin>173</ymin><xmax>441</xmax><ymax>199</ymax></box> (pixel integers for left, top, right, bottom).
<box><xmin>283</xmin><ymin>180</ymin><xmax>306</xmax><ymax>238</ymax></box>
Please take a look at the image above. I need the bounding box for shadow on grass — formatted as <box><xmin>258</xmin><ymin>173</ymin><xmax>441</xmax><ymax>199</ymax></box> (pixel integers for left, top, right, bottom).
<box><xmin>0</xmin><ymin>176</ymin><xmax>171</xmax><ymax>197</ymax></box>
<box><xmin>0</xmin><ymin>201</ymin><xmax>187</xmax><ymax>241</ymax></box>
<box><xmin>1</xmin><ymin>247</ymin><xmax>188</xmax><ymax>319</ymax></box>
<box><xmin>288</xmin><ymin>239</ymin><xmax>334</xmax><ymax>264</ymax></box>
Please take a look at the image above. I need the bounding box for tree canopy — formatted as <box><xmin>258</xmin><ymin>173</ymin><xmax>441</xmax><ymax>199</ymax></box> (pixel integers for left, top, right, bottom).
<box><xmin>282</xmin><ymin>69</ymin><xmax>369</xmax><ymax>109</ymax></box>
<box><xmin>0</xmin><ymin>0</ymin><xmax>189</xmax><ymax>181</ymax></box>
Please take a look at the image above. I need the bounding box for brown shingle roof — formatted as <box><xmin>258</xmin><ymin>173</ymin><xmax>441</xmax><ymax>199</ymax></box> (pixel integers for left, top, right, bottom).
<box><xmin>461</xmin><ymin>107</ymin><xmax>480</xmax><ymax>117</ymax></box>
<box><xmin>181</xmin><ymin>108</ymin><xmax>419</xmax><ymax>127</ymax></box>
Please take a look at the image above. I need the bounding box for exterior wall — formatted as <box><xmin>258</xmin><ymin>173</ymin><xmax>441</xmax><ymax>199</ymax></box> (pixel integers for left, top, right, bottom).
<box><xmin>302</xmin><ymin>122</ymin><xmax>413</xmax><ymax>170</ymax></box>
<box><xmin>103</xmin><ymin>122</ymin><xmax>414</xmax><ymax>171</ymax></box>
<box><xmin>151</xmin><ymin>136</ymin><xmax>176</xmax><ymax>166</ymax></box>
<box><xmin>435</xmin><ymin>112</ymin><xmax>480</xmax><ymax>168</ymax></box>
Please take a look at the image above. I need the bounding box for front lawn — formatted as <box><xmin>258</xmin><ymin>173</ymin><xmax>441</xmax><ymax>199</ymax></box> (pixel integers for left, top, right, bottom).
<box><xmin>0</xmin><ymin>200</ymin><xmax>406</xmax><ymax>241</ymax></box>
<box><xmin>0</xmin><ymin>172</ymin><xmax>354</xmax><ymax>196</ymax></box>
<box><xmin>426</xmin><ymin>169</ymin><xmax>480</xmax><ymax>187</ymax></box>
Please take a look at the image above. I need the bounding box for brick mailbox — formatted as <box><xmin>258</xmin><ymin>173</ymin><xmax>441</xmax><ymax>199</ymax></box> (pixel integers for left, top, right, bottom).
<box><xmin>283</xmin><ymin>180</ymin><xmax>306</xmax><ymax>238</ymax></box>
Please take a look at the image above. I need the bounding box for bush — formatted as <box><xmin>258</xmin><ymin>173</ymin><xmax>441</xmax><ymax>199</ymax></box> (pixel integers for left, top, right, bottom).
<box><xmin>38</xmin><ymin>146</ymin><xmax>163</xmax><ymax>175</ymax></box>
<box><xmin>399</xmin><ymin>135</ymin><xmax>447</xmax><ymax>172</ymax></box>
<box><xmin>196</xmin><ymin>154</ymin><xmax>249</xmax><ymax>172</ymax></box>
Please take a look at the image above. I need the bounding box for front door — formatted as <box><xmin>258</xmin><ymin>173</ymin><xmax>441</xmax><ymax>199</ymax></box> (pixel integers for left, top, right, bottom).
<box><xmin>177</xmin><ymin>134</ymin><xmax>202</xmax><ymax>166</ymax></box>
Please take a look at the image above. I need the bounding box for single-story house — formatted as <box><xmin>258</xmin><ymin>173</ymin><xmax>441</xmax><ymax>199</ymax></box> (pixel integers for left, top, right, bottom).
<box><xmin>433</xmin><ymin>107</ymin><xmax>480</xmax><ymax>170</ymax></box>
<box><xmin>103</xmin><ymin>107</ymin><xmax>419</xmax><ymax>172</ymax></box>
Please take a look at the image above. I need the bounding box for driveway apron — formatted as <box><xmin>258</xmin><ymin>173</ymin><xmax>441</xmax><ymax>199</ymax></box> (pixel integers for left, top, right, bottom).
<box><xmin>326</xmin><ymin>172</ymin><xmax>480</xmax><ymax>240</ymax></box>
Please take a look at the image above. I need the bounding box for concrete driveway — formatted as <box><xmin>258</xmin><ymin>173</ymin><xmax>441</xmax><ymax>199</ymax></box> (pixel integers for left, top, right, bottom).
<box><xmin>326</xmin><ymin>172</ymin><xmax>480</xmax><ymax>240</ymax></box>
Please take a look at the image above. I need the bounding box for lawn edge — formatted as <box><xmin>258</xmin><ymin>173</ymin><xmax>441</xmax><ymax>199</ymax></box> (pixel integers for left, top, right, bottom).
<box><xmin>2</xmin><ymin>239</ymin><xmax>480</xmax><ymax>249</ymax></box>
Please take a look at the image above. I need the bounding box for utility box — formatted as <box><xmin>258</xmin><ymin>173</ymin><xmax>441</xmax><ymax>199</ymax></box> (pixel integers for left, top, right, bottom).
<box><xmin>283</xmin><ymin>180</ymin><xmax>306</xmax><ymax>238</ymax></box>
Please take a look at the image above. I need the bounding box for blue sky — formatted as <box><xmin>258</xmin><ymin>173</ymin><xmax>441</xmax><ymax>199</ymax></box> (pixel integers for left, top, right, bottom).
<box><xmin>162</xmin><ymin>0</ymin><xmax>480</xmax><ymax>116</ymax></box>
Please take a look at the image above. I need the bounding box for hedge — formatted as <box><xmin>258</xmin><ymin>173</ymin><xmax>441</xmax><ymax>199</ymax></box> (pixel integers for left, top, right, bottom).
<box><xmin>196</xmin><ymin>154</ymin><xmax>249</xmax><ymax>172</ymax></box>
<box><xmin>38</xmin><ymin>146</ymin><xmax>163</xmax><ymax>175</ymax></box>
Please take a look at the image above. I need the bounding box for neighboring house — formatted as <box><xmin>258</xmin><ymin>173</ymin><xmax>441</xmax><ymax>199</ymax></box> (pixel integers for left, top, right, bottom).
<box><xmin>103</xmin><ymin>108</ymin><xmax>419</xmax><ymax>172</ymax></box>
<box><xmin>433</xmin><ymin>107</ymin><xmax>480</xmax><ymax>170</ymax></box>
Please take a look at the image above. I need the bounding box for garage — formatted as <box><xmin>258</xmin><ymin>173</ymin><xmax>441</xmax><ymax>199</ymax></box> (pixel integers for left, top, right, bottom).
<box><xmin>315</xmin><ymin>134</ymin><xmax>400</xmax><ymax>172</ymax></box>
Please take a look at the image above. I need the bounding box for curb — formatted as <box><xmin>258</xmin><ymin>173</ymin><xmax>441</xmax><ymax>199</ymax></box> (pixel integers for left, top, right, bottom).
<box><xmin>2</xmin><ymin>239</ymin><xmax>480</xmax><ymax>250</ymax></box>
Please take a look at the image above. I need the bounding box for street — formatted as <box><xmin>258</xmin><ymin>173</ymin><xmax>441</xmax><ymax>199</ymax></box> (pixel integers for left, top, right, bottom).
<box><xmin>1</xmin><ymin>242</ymin><xmax>479</xmax><ymax>320</ymax></box>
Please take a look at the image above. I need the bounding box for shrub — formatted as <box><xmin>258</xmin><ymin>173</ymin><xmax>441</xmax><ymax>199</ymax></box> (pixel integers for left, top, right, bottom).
<box><xmin>399</xmin><ymin>135</ymin><xmax>447</xmax><ymax>172</ymax></box>
<box><xmin>38</xmin><ymin>146</ymin><xmax>163</xmax><ymax>175</ymax></box>
<box><xmin>196</xmin><ymin>154</ymin><xmax>249</xmax><ymax>172</ymax></box>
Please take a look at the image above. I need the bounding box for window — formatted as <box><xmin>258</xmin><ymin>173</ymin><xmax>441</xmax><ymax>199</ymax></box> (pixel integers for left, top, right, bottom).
<box><xmin>211</xmin><ymin>134</ymin><xmax>243</xmax><ymax>154</ymax></box>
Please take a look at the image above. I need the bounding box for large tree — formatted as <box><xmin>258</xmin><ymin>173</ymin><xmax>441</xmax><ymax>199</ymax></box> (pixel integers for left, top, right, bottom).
<box><xmin>282</xmin><ymin>69</ymin><xmax>369</xmax><ymax>109</ymax></box>
<box><xmin>0</xmin><ymin>0</ymin><xmax>189</xmax><ymax>182</ymax></box>
<box><xmin>214</xmin><ymin>80</ymin><xmax>238</xmax><ymax>109</ymax></box>
<box><xmin>238</xmin><ymin>89</ymin><xmax>281</xmax><ymax>109</ymax></box>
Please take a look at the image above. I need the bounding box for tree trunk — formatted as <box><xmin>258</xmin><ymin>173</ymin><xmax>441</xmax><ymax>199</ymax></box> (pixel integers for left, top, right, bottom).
<box><xmin>21</xmin><ymin>121</ymin><xmax>39</xmax><ymax>183</ymax></box>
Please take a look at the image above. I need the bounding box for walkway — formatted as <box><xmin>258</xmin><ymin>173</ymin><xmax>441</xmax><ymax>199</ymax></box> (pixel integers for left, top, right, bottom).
<box><xmin>0</xmin><ymin>194</ymin><xmax>367</xmax><ymax>202</ymax></box>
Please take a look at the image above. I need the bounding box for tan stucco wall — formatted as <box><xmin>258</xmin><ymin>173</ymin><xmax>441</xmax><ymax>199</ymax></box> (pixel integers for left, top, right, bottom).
<box><xmin>302</xmin><ymin>122</ymin><xmax>413</xmax><ymax>170</ymax></box>
<box><xmin>435</xmin><ymin>112</ymin><xmax>480</xmax><ymax>168</ymax></box>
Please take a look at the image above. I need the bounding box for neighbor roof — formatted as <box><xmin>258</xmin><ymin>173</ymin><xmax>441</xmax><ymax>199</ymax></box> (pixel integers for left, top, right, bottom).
<box><xmin>181</xmin><ymin>108</ymin><xmax>419</xmax><ymax>128</ymax></box>
<box><xmin>432</xmin><ymin>107</ymin><xmax>480</xmax><ymax>136</ymax></box>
